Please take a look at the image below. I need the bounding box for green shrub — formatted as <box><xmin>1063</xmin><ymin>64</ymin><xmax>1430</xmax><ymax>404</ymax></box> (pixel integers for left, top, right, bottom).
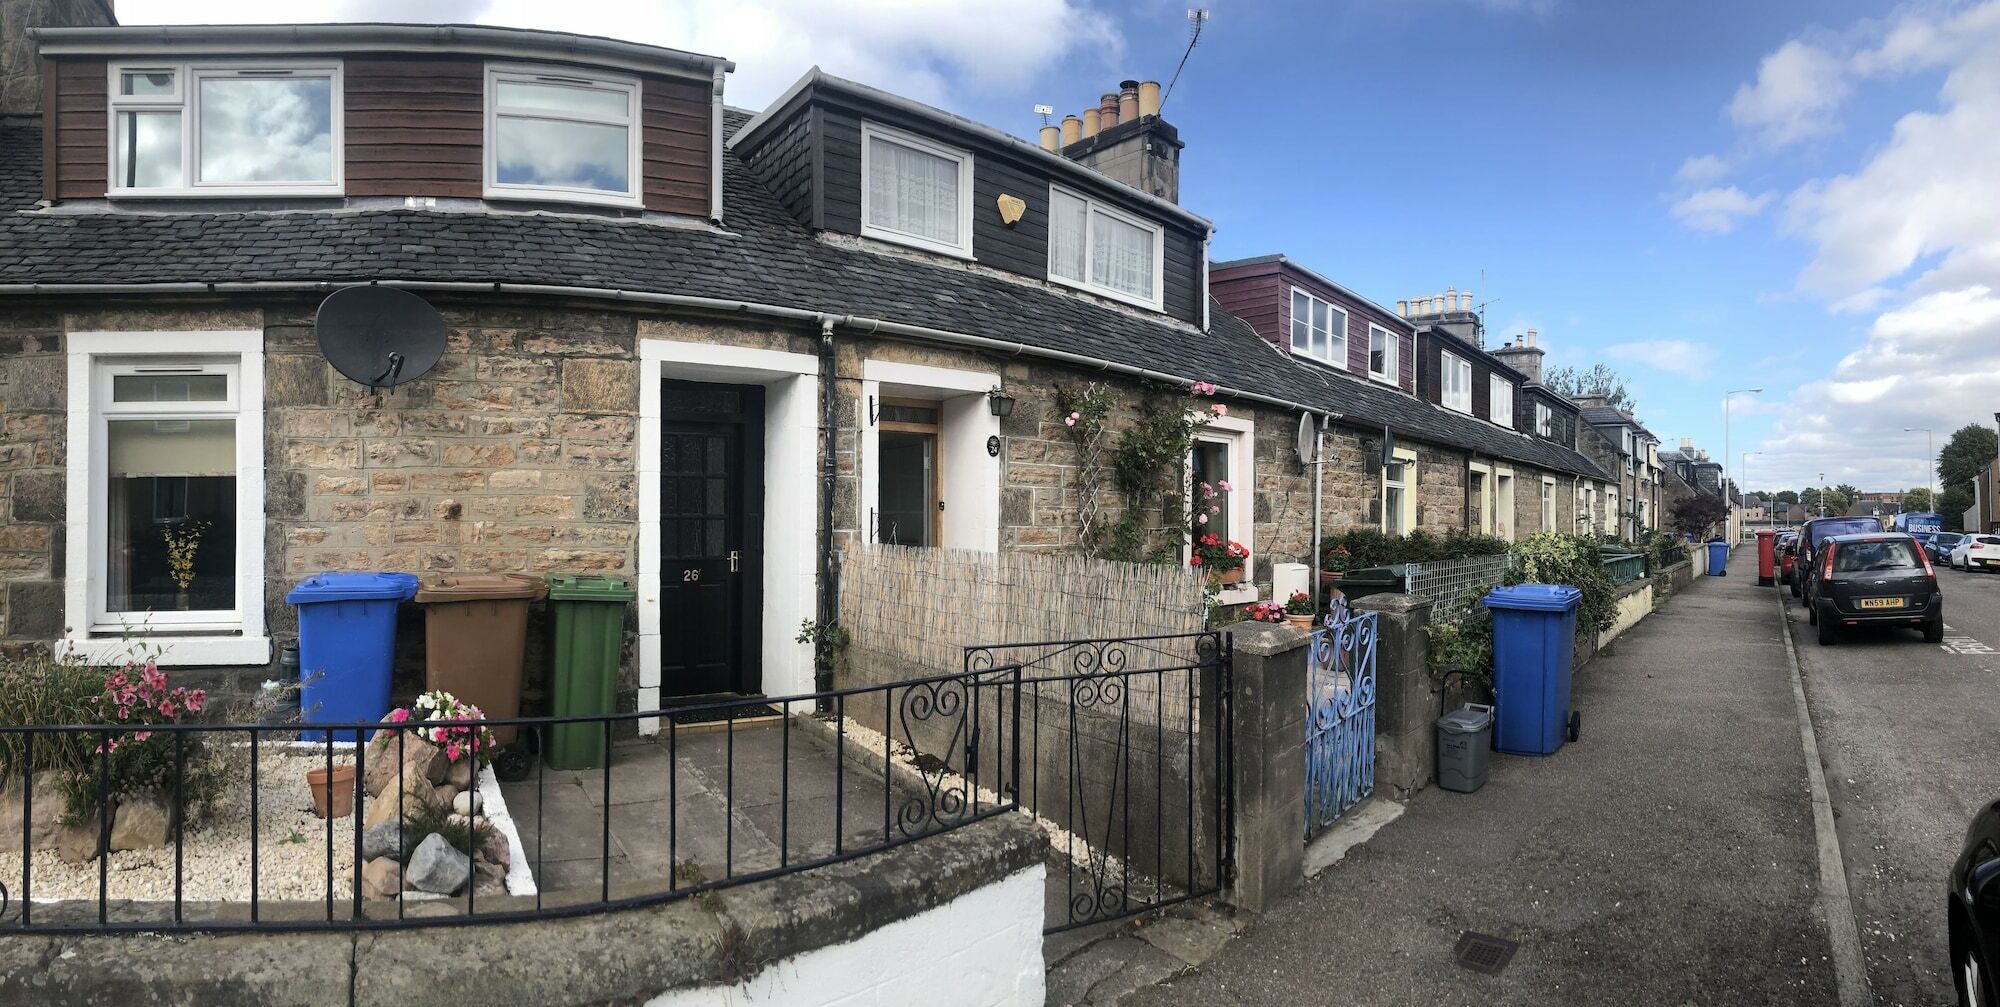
<box><xmin>0</xmin><ymin>651</ymin><xmax>102</xmax><ymax>788</ymax></box>
<box><xmin>403</xmin><ymin>792</ymin><xmax>496</xmax><ymax>857</ymax></box>
<box><xmin>1318</xmin><ymin>528</ymin><xmax>1511</xmax><ymax>571</ymax></box>
<box><xmin>1425</xmin><ymin>589</ymin><xmax>1494</xmax><ymax>675</ymax></box>
<box><xmin>1504</xmin><ymin>532</ymin><xmax>1618</xmax><ymax>635</ymax></box>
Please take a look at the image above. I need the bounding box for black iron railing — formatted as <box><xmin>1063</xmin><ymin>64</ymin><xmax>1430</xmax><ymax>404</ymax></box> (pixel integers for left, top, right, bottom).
<box><xmin>0</xmin><ymin>666</ymin><xmax>1021</xmax><ymax>933</ymax></box>
<box><xmin>963</xmin><ymin>631</ymin><xmax>1231</xmax><ymax>934</ymax></box>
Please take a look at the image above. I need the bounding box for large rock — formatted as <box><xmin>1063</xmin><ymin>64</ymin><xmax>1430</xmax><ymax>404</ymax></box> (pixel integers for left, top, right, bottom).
<box><xmin>445</xmin><ymin>756</ymin><xmax>472</xmax><ymax>791</ymax></box>
<box><xmin>477</xmin><ymin>831</ymin><xmax>511</xmax><ymax>871</ymax></box>
<box><xmin>451</xmin><ymin>790</ymin><xmax>482</xmax><ymax>816</ymax></box>
<box><xmin>55</xmin><ymin>812</ymin><xmax>105</xmax><ymax>864</ymax></box>
<box><xmin>365</xmin><ymin>734</ymin><xmax>449</xmax><ymax>797</ymax></box>
<box><xmin>0</xmin><ymin>777</ymin><xmax>66</xmax><ymax>854</ymax></box>
<box><xmin>472</xmin><ymin>859</ymin><xmax>506</xmax><ymax>898</ymax></box>
<box><xmin>108</xmin><ymin>795</ymin><xmax>172</xmax><ymax>851</ymax></box>
<box><xmin>361</xmin><ymin>821</ymin><xmax>418</xmax><ymax>861</ymax></box>
<box><xmin>362</xmin><ymin>774</ymin><xmax>437</xmax><ymax>830</ymax></box>
<box><xmin>360</xmin><ymin>856</ymin><xmax>403</xmax><ymax>900</ymax></box>
<box><xmin>404</xmin><ymin>833</ymin><xmax>470</xmax><ymax>896</ymax></box>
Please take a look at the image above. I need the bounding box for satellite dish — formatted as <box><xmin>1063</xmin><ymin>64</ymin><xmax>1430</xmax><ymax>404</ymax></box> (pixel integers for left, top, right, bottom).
<box><xmin>1295</xmin><ymin>412</ymin><xmax>1318</xmax><ymax>466</ymax></box>
<box><xmin>314</xmin><ymin>286</ymin><xmax>446</xmax><ymax>390</ymax></box>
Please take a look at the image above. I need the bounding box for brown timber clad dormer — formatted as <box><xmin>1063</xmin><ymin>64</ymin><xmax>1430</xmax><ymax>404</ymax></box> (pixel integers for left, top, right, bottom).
<box><xmin>43</xmin><ymin>55</ymin><xmax>712</xmax><ymax>216</ymax></box>
<box><xmin>1209</xmin><ymin>256</ymin><xmax>1417</xmax><ymax>395</ymax></box>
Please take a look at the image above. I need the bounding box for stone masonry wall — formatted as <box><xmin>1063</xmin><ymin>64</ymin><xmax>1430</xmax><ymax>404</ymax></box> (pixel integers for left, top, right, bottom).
<box><xmin>1</xmin><ymin>0</ymin><xmax>115</xmax><ymax>119</ymax></box>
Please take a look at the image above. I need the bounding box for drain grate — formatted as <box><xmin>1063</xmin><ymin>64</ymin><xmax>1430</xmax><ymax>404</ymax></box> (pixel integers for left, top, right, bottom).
<box><xmin>1454</xmin><ymin>931</ymin><xmax>1518</xmax><ymax>975</ymax></box>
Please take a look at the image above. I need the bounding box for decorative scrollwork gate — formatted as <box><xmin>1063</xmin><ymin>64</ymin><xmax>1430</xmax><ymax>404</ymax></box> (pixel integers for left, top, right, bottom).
<box><xmin>964</xmin><ymin>632</ymin><xmax>1232</xmax><ymax>934</ymax></box>
<box><xmin>1306</xmin><ymin>612</ymin><xmax>1378</xmax><ymax>838</ymax></box>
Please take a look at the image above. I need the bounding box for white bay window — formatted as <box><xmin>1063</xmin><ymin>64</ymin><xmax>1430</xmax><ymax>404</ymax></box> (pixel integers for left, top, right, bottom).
<box><xmin>486</xmin><ymin>64</ymin><xmax>642</xmax><ymax>208</ymax></box>
<box><xmin>1490</xmin><ymin>374</ymin><xmax>1513</xmax><ymax>427</ymax></box>
<box><xmin>1441</xmin><ymin>351</ymin><xmax>1473</xmax><ymax>413</ymax></box>
<box><xmin>861</xmin><ymin>122</ymin><xmax>973</xmax><ymax>257</ymax></box>
<box><xmin>108</xmin><ymin>62</ymin><xmax>342</xmax><ymax>197</ymax></box>
<box><xmin>1049</xmin><ymin>184</ymin><xmax>1163</xmax><ymax>309</ymax></box>
<box><xmin>65</xmin><ymin>332</ymin><xmax>267</xmax><ymax>666</ymax></box>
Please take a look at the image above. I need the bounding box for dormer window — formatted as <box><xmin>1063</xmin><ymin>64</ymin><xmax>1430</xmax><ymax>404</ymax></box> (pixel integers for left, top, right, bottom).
<box><xmin>1369</xmin><ymin>325</ymin><xmax>1399</xmax><ymax>384</ymax></box>
<box><xmin>108</xmin><ymin>62</ymin><xmax>342</xmax><ymax>197</ymax></box>
<box><xmin>1289</xmin><ymin>288</ymin><xmax>1347</xmax><ymax>366</ymax></box>
<box><xmin>860</xmin><ymin>122</ymin><xmax>973</xmax><ymax>257</ymax></box>
<box><xmin>485</xmin><ymin>65</ymin><xmax>642</xmax><ymax>209</ymax></box>
<box><xmin>1441</xmin><ymin>351</ymin><xmax>1472</xmax><ymax>413</ymax></box>
<box><xmin>1489</xmin><ymin>375</ymin><xmax>1513</xmax><ymax>427</ymax></box>
<box><xmin>1049</xmin><ymin>184</ymin><xmax>1163</xmax><ymax>309</ymax></box>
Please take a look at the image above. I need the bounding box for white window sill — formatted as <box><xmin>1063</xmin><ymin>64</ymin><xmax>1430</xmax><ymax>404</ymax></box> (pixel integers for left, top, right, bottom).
<box><xmin>60</xmin><ymin>636</ymin><xmax>271</xmax><ymax>667</ymax></box>
<box><xmin>1369</xmin><ymin>372</ymin><xmax>1399</xmax><ymax>387</ymax></box>
<box><xmin>1216</xmin><ymin>585</ymin><xmax>1259</xmax><ymax>607</ymax></box>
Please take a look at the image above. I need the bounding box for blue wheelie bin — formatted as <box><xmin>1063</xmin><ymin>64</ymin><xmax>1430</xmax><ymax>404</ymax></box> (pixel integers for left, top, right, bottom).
<box><xmin>1484</xmin><ymin>584</ymin><xmax>1583</xmax><ymax>757</ymax></box>
<box><xmin>285</xmin><ymin>572</ymin><xmax>418</xmax><ymax>741</ymax></box>
<box><xmin>1706</xmin><ymin>539</ymin><xmax>1729</xmax><ymax>576</ymax></box>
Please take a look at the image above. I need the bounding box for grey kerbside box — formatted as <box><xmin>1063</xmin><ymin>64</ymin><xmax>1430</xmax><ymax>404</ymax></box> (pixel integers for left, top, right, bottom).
<box><xmin>1437</xmin><ymin>704</ymin><xmax>1494</xmax><ymax>793</ymax></box>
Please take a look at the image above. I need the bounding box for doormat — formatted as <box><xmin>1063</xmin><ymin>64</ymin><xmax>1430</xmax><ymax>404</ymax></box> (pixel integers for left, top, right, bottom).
<box><xmin>662</xmin><ymin>703</ymin><xmax>783</xmax><ymax>727</ymax></box>
<box><xmin>1453</xmin><ymin>931</ymin><xmax>1518</xmax><ymax>975</ymax></box>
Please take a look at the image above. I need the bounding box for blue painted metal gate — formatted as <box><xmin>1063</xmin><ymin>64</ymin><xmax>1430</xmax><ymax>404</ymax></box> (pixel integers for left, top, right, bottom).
<box><xmin>1306</xmin><ymin>611</ymin><xmax>1378</xmax><ymax>838</ymax></box>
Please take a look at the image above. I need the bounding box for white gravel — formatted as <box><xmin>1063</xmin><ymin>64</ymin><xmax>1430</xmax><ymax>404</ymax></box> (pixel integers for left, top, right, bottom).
<box><xmin>0</xmin><ymin>744</ymin><xmax>534</xmax><ymax>904</ymax></box>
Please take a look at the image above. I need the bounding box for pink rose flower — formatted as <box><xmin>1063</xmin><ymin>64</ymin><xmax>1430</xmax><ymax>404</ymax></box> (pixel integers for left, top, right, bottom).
<box><xmin>1197</xmin><ymin>513</ymin><xmax>1209</xmax><ymax>524</ymax></box>
<box><xmin>1211</xmin><ymin>404</ymin><xmax>1228</xmax><ymax>416</ymax></box>
<box><xmin>1064</xmin><ymin>416</ymin><xmax>1076</xmax><ymax>427</ymax></box>
<box><xmin>1217</xmin><ymin>479</ymin><xmax>1233</xmax><ymax>492</ymax></box>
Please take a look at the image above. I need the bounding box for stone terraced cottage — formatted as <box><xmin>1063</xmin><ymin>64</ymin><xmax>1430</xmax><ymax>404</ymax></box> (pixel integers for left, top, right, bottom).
<box><xmin>0</xmin><ymin>11</ymin><xmax>1617</xmax><ymax>716</ymax></box>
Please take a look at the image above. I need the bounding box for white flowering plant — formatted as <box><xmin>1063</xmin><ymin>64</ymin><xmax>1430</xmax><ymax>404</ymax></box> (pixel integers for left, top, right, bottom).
<box><xmin>373</xmin><ymin>690</ymin><xmax>496</xmax><ymax>766</ymax></box>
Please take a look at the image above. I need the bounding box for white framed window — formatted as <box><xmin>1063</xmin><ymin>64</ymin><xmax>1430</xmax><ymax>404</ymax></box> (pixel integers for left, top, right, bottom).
<box><xmin>1489</xmin><ymin>375</ymin><xmax>1513</xmax><ymax>427</ymax></box>
<box><xmin>1535</xmin><ymin>402</ymin><xmax>1553</xmax><ymax>437</ymax></box>
<box><xmin>1189</xmin><ymin>414</ymin><xmax>1257</xmax><ymax>604</ymax></box>
<box><xmin>859</xmin><ymin>121</ymin><xmax>974</xmax><ymax>258</ymax></box>
<box><xmin>1369</xmin><ymin>325</ymin><xmax>1399</xmax><ymax>384</ymax></box>
<box><xmin>1288</xmin><ymin>288</ymin><xmax>1348</xmax><ymax>366</ymax></box>
<box><xmin>65</xmin><ymin>331</ymin><xmax>268</xmax><ymax>666</ymax></box>
<box><xmin>1382</xmin><ymin>447</ymin><xmax>1418</xmax><ymax>536</ymax></box>
<box><xmin>1540</xmin><ymin>477</ymin><xmax>1556</xmax><ymax>531</ymax></box>
<box><xmin>485</xmin><ymin>63</ymin><xmax>643</xmax><ymax>209</ymax></box>
<box><xmin>1049</xmin><ymin>183</ymin><xmax>1164</xmax><ymax>309</ymax></box>
<box><xmin>1440</xmin><ymin>351</ymin><xmax>1473</xmax><ymax>413</ymax></box>
<box><xmin>107</xmin><ymin>61</ymin><xmax>343</xmax><ymax>198</ymax></box>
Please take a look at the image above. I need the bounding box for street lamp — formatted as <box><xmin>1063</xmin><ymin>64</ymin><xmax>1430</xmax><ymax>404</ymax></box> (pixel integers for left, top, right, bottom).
<box><xmin>1724</xmin><ymin>388</ymin><xmax>1762</xmax><ymax>540</ymax></box>
<box><xmin>1904</xmin><ymin>427</ymin><xmax>1934</xmax><ymax>509</ymax></box>
<box><xmin>1742</xmin><ymin>451</ymin><xmax>1761</xmax><ymax>529</ymax></box>
<box><xmin>1818</xmin><ymin>471</ymin><xmax>1827</xmax><ymax>517</ymax></box>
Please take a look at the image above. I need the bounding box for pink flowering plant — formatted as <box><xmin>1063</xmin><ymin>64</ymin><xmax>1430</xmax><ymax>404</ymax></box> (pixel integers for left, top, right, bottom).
<box><xmin>56</xmin><ymin>661</ymin><xmax>220</xmax><ymax>825</ymax></box>
<box><xmin>373</xmin><ymin>690</ymin><xmax>496</xmax><ymax>767</ymax></box>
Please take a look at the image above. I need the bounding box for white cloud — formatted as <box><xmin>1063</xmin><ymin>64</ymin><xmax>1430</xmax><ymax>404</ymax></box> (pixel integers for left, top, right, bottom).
<box><xmin>1727</xmin><ymin>39</ymin><xmax>1850</xmax><ymax>149</ymax></box>
<box><xmin>1670</xmin><ymin>186</ymin><xmax>1774</xmax><ymax>234</ymax></box>
<box><xmin>1602</xmin><ymin>339</ymin><xmax>1718</xmax><ymax>381</ymax></box>
<box><xmin>115</xmin><ymin>0</ymin><xmax>1123</xmax><ymax>109</ymax></box>
<box><xmin>1675</xmin><ymin>154</ymin><xmax>1729</xmax><ymax>185</ymax></box>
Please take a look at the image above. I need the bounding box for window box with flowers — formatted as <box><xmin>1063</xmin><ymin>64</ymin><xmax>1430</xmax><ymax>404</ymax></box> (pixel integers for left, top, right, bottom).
<box><xmin>1191</xmin><ymin>533</ymin><xmax>1249</xmax><ymax>587</ymax></box>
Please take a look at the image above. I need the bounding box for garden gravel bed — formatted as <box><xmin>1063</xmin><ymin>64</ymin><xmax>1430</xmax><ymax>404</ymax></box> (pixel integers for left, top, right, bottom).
<box><xmin>0</xmin><ymin>745</ymin><xmax>532</xmax><ymax>904</ymax></box>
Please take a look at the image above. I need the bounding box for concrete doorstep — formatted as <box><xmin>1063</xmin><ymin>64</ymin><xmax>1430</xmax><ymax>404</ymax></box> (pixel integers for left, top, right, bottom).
<box><xmin>1042</xmin><ymin>900</ymin><xmax>1246</xmax><ymax>1007</ymax></box>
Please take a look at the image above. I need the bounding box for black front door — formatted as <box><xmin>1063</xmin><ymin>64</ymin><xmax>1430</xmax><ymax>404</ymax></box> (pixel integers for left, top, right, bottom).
<box><xmin>660</xmin><ymin>380</ymin><xmax>764</xmax><ymax>697</ymax></box>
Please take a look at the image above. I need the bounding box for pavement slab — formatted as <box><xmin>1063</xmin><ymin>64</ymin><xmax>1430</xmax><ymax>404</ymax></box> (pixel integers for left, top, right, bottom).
<box><xmin>1126</xmin><ymin>547</ymin><xmax>1841</xmax><ymax>1006</ymax></box>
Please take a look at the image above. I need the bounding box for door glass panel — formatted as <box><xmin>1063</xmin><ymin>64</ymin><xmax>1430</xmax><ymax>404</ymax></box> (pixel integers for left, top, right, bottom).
<box><xmin>878</xmin><ymin>431</ymin><xmax>935</xmax><ymax>547</ymax></box>
<box><xmin>105</xmin><ymin>419</ymin><xmax>237</xmax><ymax>613</ymax></box>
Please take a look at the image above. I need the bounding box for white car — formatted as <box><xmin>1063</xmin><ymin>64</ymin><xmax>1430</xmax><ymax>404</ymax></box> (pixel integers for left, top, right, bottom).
<box><xmin>1949</xmin><ymin>534</ymin><xmax>2000</xmax><ymax>571</ymax></box>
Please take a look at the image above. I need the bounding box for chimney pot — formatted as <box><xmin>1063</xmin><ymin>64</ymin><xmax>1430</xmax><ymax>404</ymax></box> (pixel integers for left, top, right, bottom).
<box><xmin>1099</xmin><ymin>93</ymin><xmax>1120</xmax><ymax>128</ymax></box>
<box><xmin>1081</xmin><ymin>107</ymin><xmax>1101</xmax><ymax>137</ymax></box>
<box><xmin>1060</xmin><ymin>115</ymin><xmax>1081</xmax><ymax>146</ymax></box>
<box><xmin>1118</xmin><ymin>81</ymin><xmax>1139</xmax><ymax>123</ymax></box>
<box><xmin>1397</xmin><ymin>299</ymin><xmax>1408</xmax><ymax>317</ymax></box>
<box><xmin>1038</xmin><ymin>125</ymin><xmax>1060</xmax><ymax>152</ymax></box>
<box><xmin>1138</xmin><ymin>80</ymin><xmax>1162</xmax><ymax>117</ymax></box>
<box><xmin>1464</xmin><ymin>290</ymin><xmax>1474</xmax><ymax>311</ymax></box>
<box><xmin>1447</xmin><ymin>286</ymin><xmax>1457</xmax><ymax>311</ymax></box>
<box><xmin>1526</xmin><ymin>328</ymin><xmax>1538</xmax><ymax>347</ymax></box>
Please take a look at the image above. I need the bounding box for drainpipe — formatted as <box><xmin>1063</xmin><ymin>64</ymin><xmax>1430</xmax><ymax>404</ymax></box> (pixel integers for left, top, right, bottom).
<box><xmin>1310</xmin><ymin>413</ymin><xmax>1325</xmax><ymax>614</ymax></box>
<box><xmin>817</xmin><ymin>317</ymin><xmax>837</xmax><ymax>695</ymax></box>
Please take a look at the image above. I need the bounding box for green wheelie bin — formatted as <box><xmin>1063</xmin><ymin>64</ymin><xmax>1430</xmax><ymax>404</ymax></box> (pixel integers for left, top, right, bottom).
<box><xmin>544</xmin><ymin>574</ymin><xmax>637</xmax><ymax>770</ymax></box>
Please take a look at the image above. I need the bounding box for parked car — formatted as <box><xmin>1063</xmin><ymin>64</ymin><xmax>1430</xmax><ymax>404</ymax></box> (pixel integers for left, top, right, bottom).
<box><xmin>1929</xmin><ymin>532</ymin><xmax>1965</xmax><ymax>565</ymax></box>
<box><xmin>1798</xmin><ymin>516</ymin><xmax>1888</xmax><ymax>606</ymax></box>
<box><xmin>1951</xmin><ymin>534</ymin><xmax>2000</xmax><ymax>572</ymax></box>
<box><xmin>1807</xmin><ymin>533</ymin><xmax>1942</xmax><ymax>645</ymax></box>
<box><xmin>1777</xmin><ymin>531</ymin><xmax>1800</xmax><ymax>586</ymax></box>
<box><xmin>1950</xmin><ymin>799</ymin><xmax>2000</xmax><ymax>1006</ymax></box>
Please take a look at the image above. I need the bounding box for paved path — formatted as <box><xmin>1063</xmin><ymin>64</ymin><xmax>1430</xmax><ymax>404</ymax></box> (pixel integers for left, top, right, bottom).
<box><xmin>1787</xmin><ymin>551</ymin><xmax>2000</xmax><ymax>1005</ymax></box>
<box><xmin>1127</xmin><ymin>549</ymin><xmax>1842</xmax><ymax>1005</ymax></box>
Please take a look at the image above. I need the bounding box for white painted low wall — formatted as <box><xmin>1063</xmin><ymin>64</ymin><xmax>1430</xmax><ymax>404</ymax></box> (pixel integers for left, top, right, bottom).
<box><xmin>646</xmin><ymin>863</ymin><xmax>1047</xmax><ymax>1006</ymax></box>
<box><xmin>1598</xmin><ymin>582</ymin><xmax>1655</xmax><ymax>649</ymax></box>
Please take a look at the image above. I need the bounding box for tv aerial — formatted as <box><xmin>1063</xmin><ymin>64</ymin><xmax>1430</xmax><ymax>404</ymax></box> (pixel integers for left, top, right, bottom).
<box><xmin>314</xmin><ymin>285</ymin><xmax>447</xmax><ymax>390</ymax></box>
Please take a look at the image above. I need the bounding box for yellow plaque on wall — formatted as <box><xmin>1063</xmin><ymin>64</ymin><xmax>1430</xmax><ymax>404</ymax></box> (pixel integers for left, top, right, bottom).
<box><xmin>996</xmin><ymin>194</ymin><xmax>1027</xmax><ymax>227</ymax></box>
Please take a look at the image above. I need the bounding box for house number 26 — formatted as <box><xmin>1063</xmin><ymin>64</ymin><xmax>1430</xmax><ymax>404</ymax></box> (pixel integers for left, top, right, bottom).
<box><xmin>683</xmin><ymin>569</ymin><xmax>701</xmax><ymax>582</ymax></box>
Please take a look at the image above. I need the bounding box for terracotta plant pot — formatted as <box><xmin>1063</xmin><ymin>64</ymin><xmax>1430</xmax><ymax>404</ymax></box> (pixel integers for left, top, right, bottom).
<box><xmin>1283</xmin><ymin>613</ymin><xmax>1317</xmax><ymax>631</ymax></box>
<box><xmin>1319</xmin><ymin>570</ymin><xmax>1346</xmax><ymax>588</ymax></box>
<box><xmin>1215</xmin><ymin>568</ymin><xmax>1244</xmax><ymax>587</ymax></box>
<box><xmin>307</xmin><ymin>764</ymin><xmax>356</xmax><ymax>820</ymax></box>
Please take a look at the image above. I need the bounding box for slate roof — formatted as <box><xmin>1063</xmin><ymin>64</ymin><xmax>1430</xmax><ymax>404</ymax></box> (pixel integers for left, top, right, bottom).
<box><xmin>0</xmin><ymin>113</ymin><xmax>1609</xmax><ymax>482</ymax></box>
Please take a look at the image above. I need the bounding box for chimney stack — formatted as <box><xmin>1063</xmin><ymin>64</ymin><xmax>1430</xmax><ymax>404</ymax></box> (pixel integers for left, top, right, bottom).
<box><xmin>3</xmin><ymin>0</ymin><xmax>116</xmax><ymax>121</ymax></box>
<box><xmin>1058</xmin><ymin>78</ymin><xmax>1184</xmax><ymax>203</ymax></box>
<box><xmin>1489</xmin><ymin>327</ymin><xmax>1546</xmax><ymax>384</ymax></box>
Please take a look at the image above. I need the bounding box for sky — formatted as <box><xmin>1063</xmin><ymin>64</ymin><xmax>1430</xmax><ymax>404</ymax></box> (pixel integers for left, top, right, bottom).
<box><xmin>115</xmin><ymin>0</ymin><xmax>2000</xmax><ymax>497</ymax></box>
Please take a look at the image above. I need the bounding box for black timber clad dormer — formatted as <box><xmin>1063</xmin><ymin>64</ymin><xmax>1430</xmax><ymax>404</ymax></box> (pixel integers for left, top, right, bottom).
<box><xmin>730</xmin><ymin>70</ymin><xmax>1209</xmax><ymax>326</ymax></box>
<box><xmin>1524</xmin><ymin>386</ymin><xmax>1580</xmax><ymax>449</ymax></box>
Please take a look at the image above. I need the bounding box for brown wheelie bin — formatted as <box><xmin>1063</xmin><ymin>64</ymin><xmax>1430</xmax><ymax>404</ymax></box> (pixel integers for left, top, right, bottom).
<box><xmin>414</xmin><ymin>573</ymin><xmax>548</xmax><ymax>745</ymax></box>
